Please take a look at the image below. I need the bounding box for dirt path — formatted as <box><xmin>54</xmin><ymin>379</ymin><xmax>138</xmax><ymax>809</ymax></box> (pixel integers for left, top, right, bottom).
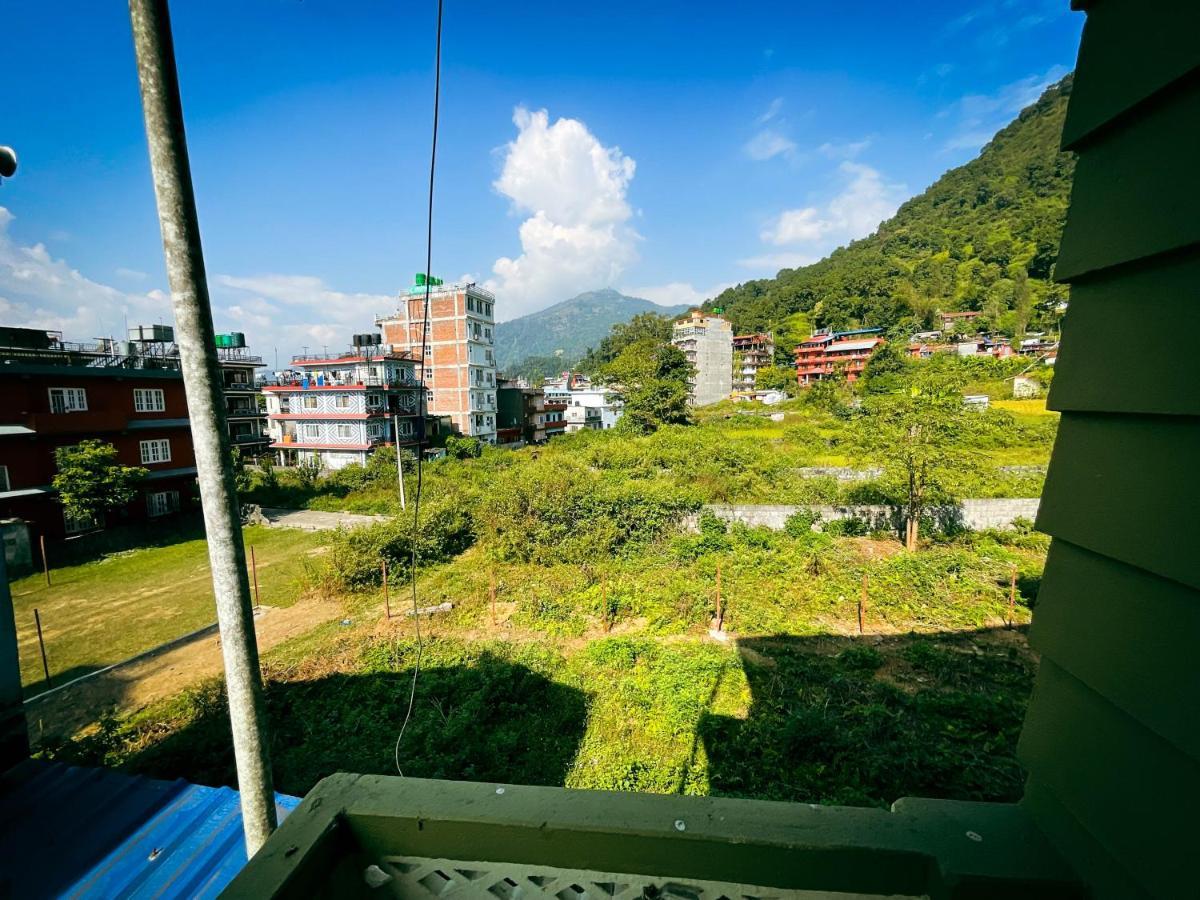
<box><xmin>24</xmin><ymin>596</ymin><xmax>344</xmax><ymax>745</ymax></box>
<box><xmin>258</xmin><ymin>507</ymin><xmax>387</xmax><ymax>531</ymax></box>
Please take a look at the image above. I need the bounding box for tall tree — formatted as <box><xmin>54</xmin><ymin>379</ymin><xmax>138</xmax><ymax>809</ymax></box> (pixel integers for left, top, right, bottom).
<box><xmin>599</xmin><ymin>338</ymin><xmax>693</xmax><ymax>434</ymax></box>
<box><xmin>579</xmin><ymin>312</ymin><xmax>676</xmax><ymax>375</ymax></box>
<box><xmin>856</xmin><ymin>378</ymin><xmax>970</xmax><ymax>550</ymax></box>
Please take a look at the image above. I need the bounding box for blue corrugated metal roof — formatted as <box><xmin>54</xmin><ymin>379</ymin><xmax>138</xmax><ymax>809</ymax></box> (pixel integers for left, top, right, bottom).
<box><xmin>0</xmin><ymin>759</ymin><xmax>299</xmax><ymax>899</ymax></box>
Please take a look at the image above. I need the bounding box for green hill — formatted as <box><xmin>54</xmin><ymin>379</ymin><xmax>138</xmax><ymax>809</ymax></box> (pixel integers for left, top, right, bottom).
<box><xmin>494</xmin><ymin>289</ymin><xmax>690</xmax><ymax>372</ymax></box>
<box><xmin>708</xmin><ymin>75</ymin><xmax>1076</xmax><ymax>341</ymax></box>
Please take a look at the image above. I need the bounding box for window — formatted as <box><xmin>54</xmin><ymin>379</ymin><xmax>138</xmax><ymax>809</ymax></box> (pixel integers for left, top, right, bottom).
<box><xmin>334</xmin><ymin>393</ymin><xmax>352</xmax><ymax>409</ymax></box>
<box><xmin>49</xmin><ymin>387</ymin><xmax>87</xmax><ymax>413</ymax></box>
<box><xmin>366</xmin><ymin>393</ymin><xmax>383</xmax><ymax>409</ymax></box>
<box><xmin>133</xmin><ymin>388</ymin><xmax>166</xmax><ymax>412</ymax></box>
<box><xmin>336</xmin><ymin>424</ymin><xmax>355</xmax><ymax>439</ymax></box>
<box><xmin>64</xmin><ymin>509</ymin><xmax>98</xmax><ymax>535</ymax></box>
<box><xmin>302</xmin><ymin>395</ymin><xmax>319</xmax><ymax>410</ymax></box>
<box><xmin>485</xmin><ymin>327</ymin><xmax>492</xmax><ymax>340</ymax></box>
<box><xmin>426</xmin><ymin>389</ymin><xmax>434</xmax><ymax>404</ymax></box>
<box><xmin>302</xmin><ymin>424</ymin><xmax>320</xmax><ymax>439</ymax></box>
<box><xmin>139</xmin><ymin>439</ymin><xmax>171</xmax><ymax>464</ymax></box>
<box><xmin>146</xmin><ymin>490</ymin><xmax>180</xmax><ymax>518</ymax></box>
<box><xmin>0</xmin><ymin>466</ymin><xmax>9</xmax><ymax>492</ymax></box>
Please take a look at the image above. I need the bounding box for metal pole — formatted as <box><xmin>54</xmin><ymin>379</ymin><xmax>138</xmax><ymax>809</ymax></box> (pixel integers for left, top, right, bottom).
<box><xmin>128</xmin><ymin>0</ymin><xmax>276</xmax><ymax>853</ymax></box>
<box><xmin>33</xmin><ymin>609</ymin><xmax>50</xmax><ymax>689</ymax></box>
<box><xmin>39</xmin><ymin>535</ymin><xmax>50</xmax><ymax>587</ymax></box>
<box><xmin>394</xmin><ymin>415</ymin><xmax>407</xmax><ymax>510</ymax></box>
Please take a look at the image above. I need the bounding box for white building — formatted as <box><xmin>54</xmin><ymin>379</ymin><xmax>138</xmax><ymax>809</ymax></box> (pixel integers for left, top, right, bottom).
<box><xmin>672</xmin><ymin>311</ymin><xmax>733</xmax><ymax>406</ymax></box>
<box><xmin>263</xmin><ymin>348</ymin><xmax>422</xmax><ymax>470</ymax></box>
<box><xmin>543</xmin><ymin>373</ymin><xmax>623</xmax><ymax>430</ymax></box>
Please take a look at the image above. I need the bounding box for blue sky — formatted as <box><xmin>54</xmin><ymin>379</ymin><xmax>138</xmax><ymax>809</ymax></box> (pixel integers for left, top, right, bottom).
<box><xmin>2</xmin><ymin>1</ymin><xmax>1082</xmax><ymax>362</ymax></box>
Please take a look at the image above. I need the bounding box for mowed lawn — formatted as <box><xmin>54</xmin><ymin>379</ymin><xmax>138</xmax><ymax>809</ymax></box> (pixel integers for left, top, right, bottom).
<box><xmin>10</xmin><ymin>525</ymin><xmax>329</xmax><ymax>695</ymax></box>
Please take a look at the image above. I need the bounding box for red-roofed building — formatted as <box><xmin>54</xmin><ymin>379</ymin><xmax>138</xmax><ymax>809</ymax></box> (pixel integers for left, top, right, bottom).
<box><xmin>794</xmin><ymin>334</ymin><xmax>885</xmax><ymax>385</ymax></box>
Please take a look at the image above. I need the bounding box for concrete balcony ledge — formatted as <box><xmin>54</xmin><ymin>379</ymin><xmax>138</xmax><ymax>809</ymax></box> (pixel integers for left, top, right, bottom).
<box><xmin>224</xmin><ymin>775</ymin><xmax>1082</xmax><ymax>900</ymax></box>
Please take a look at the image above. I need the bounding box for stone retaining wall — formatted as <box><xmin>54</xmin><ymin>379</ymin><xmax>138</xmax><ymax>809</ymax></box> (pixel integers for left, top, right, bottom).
<box><xmin>683</xmin><ymin>498</ymin><xmax>1041</xmax><ymax>534</ymax></box>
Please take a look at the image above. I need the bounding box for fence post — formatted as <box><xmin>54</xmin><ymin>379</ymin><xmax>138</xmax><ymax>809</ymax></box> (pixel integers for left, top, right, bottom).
<box><xmin>1008</xmin><ymin>566</ymin><xmax>1017</xmax><ymax>628</ymax></box>
<box><xmin>859</xmin><ymin>573</ymin><xmax>868</xmax><ymax>635</ymax></box>
<box><xmin>716</xmin><ymin>563</ymin><xmax>724</xmax><ymax>631</ymax></box>
<box><xmin>383</xmin><ymin>559</ymin><xmax>390</xmax><ymax>619</ymax></box>
<box><xmin>249</xmin><ymin>545</ymin><xmax>260</xmax><ymax>612</ymax></box>
<box><xmin>40</xmin><ymin>535</ymin><xmax>50</xmax><ymax>588</ymax></box>
<box><xmin>34</xmin><ymin>609</ymin><xmax>50</xmax><ymax>689</ymax></box>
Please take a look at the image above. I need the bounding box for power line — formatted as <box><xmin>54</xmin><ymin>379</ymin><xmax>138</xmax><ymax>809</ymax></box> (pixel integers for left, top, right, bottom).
<box><xmin>395</xmin><ymin>0</ymin><xmax>444</xmax><ymax>777</ymax></box>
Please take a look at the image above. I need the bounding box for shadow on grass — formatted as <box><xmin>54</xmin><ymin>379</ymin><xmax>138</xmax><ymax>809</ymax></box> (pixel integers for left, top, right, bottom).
<box><xmin>69</xmin><ymin>652</ymin><xmax>590</xmax><ymax>797</ymax></box>
<box><xmin>697</xmin><ymin>628</ymin><xmax>1035</xmax><ymax>808</ymax></box>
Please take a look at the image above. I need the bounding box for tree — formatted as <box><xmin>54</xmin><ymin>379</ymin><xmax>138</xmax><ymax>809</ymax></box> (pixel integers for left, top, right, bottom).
<box><xmin>856</xmin><ymin>378</ymin><xmax>970</xmax><ymax>550</ymax></box>
<box><xmin>579</xmin><ymin>312</ymin><xmax>675</xmax><ymax>374</ymax></box>
<box><xmin>599</xmin><ymin>338</ymin><xmax>692</xmax><ymax>434</ymax></box>
<box><xmin>52</xmin><ymin>440</ymin><xmax>149</xmax><ymax>526</ymax></box>
<box><xmin>860</xmin><ymin>342</ymin><xmax>911</xmax><ymax>394</ymax></box>
<box><xmin>755</xmin><ymin>365</ymin><xmax>796</xmax><ymax>393</ymax></box>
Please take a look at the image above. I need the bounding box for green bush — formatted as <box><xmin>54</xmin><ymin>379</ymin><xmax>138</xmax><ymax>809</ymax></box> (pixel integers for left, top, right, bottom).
<box><xmin>328</xmin><ymin>501</ymin><xmax>474</xmax><ymax>589</ymax></box>
<box><xmin>785</xmin><ymin>508</ymin><xmax>822</xmax><ymax>537</ymax></box>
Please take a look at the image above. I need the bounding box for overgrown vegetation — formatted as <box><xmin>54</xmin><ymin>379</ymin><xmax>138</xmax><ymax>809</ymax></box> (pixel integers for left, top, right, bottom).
<box><xmin>708</xmin><ymin>76</ymin><xmax>1075</xmax><ymax>340</ymax></box>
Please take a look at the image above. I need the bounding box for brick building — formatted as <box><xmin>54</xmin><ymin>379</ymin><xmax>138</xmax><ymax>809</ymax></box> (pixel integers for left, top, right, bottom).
<box><xmin>377</xmin><ymin>278</ymin><xmax>498</xmax><ymax>443</ymax></box>
<box><xmin>496</xmin><ymin>379</ymin><xmax>567</xmax><ymax>445</ymax></box>
<box><xmin>0</xmin><ymin>326</ymin><xmax>198</xmax><ymax>539</ymax></box>
<box><xmin>263</xmin><ymin>344</ymin><xmax>422</xmax><ymax>470</ymax></box>
<box><xmin>794</xmin><ymin>329</ymin><xmax>884</xmax><ymax>385</ymax></box>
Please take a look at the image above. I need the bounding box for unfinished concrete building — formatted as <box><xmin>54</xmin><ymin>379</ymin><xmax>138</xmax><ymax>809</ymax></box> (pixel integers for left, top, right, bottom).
<box><xmin>672</xmin><ymin>311</ymin><xmax>732</xmax><ymax>406</ymax></box>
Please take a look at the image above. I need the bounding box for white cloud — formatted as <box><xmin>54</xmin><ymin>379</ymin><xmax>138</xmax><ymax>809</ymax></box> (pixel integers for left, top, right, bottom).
<box><xmin>214</xmin><ymin>274</ymin><xmax>394</xmax><ymax>363</ymax></box>
<box><xmin>940</xmin><ymin>65</ymin><xmax>1068</xmax><ymax>154</ymax></box>
<box><xmin>756</xmin><ymin>97</ymin><xmax>784</xmax><ymax>125</ymax></box>
<box><xmin>0</xmin><ymin>206</ymin><xmax>170</xmax><ymax>339</ymax></box>
<box><xmin>760</xmin><ymin>162</ymin><xmax>904</xmax><ymax>250</ymax></box>
<box><xmin>743</xmin><ymin>128</ymin><xmax>797</xmax><ymax>162</ymax></box>
<box><xmin>115</xmin><ymin>267</ymin><xmax>148</xmax><ymax>281</ymax></box>
<box><xmin>622</xmin><ymin>281</ymin><xmax>735</xmax><ymax>309</ymax></box>
<box><xmin>487</xmin><ymin>107</ymin><xmax>639</xmax><ymax>319</ymax></box>
<box><xmin>736</xmin><ymin>252</ymin><xmax>819</xmax><ymax>272</ymax></box>
<box><xmin>817</xmin><ymin>139</ymin><xmax>870</xmax><ymax>160</ymax></box>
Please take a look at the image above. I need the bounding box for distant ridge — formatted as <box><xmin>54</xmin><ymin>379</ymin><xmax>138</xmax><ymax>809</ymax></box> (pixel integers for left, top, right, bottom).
<box><xmin>493</xmin><ymin>288</ymin><xmax>691</xmax><ymax>371</ymax></box>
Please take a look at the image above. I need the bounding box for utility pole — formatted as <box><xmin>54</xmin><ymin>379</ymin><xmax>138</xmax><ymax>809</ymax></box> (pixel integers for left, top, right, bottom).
<box><xmin>128</xmin><ymin>0</ymin><xmax>276</xmax><ymax>854</ymax></box>
<box><xmin>394</xmin><ymin>415</ymin><xmax>407</xmax><ymax>510</ymax></box>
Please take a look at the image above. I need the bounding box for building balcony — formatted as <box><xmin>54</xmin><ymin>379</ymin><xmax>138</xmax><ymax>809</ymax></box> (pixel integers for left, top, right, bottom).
<box><xmin>223</xmin><ymin>774</ymin><xmax>1081</xmax><ymax>899</ymax></box>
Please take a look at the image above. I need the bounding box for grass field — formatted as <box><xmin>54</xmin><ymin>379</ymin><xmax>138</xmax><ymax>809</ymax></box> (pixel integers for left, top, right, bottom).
<box><xmin>11</xmin><ymin>524</ymin><xmax>329</xmax><ymax>695</ymax></box>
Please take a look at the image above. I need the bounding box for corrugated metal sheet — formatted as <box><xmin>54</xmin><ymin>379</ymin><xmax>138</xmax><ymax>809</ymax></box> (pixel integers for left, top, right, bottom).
<box><xmin>0</xmin><ymin>759</ymin><xmax>299</xmax><ymax>899</ymax></box>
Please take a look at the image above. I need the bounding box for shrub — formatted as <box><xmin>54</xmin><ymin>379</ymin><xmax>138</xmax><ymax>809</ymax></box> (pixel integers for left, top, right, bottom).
<box><xmin>785</xmin><ymin>508</ymin><xmax>822</xmax><ymax>537</ymax></box>
<box><xmin>328</xmin><ymin>501</ymin><xmax>474</xmax><ymax>589</ymax></box>
<box><xmin>825</xmin><ymin>516</ymin><xmax>869</xmax><ymax>537</ymax></box>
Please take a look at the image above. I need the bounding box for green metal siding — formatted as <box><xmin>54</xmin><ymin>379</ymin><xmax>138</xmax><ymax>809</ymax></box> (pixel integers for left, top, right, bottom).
<box><xmin>1022</xmin><ymin>5</ymin><xmax>1200</xmax><ymax>898</ymax></box>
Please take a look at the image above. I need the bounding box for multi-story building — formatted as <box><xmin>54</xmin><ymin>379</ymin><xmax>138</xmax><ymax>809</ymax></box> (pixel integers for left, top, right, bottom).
<box><xmin>939</xmin><ymin>310</ymin><xmax>983</xmax><ymax>334</ymax></box>
<box><xmin>671</xmin><ymin>311</ymin><xmax>733</xmax><ymax>406</ymax></box>
<box><xmin>543</xmin><ymin>372</ymin><xmax>623</xmax><ymax>430</ymax></box>
<box><xmin>564</xmin><ymin>403</ymin><xmax>602</xmax><ymax>433</ymax></box>
<box><xmin>496</xmin><ymin>379</ymin><xmax>568</xmax><ymax>445</ymax></box>
<box><xmin>794</xmin><ymin>328</ymin><xmax>884</xmax><ymax>385</ymax></box>
<box><xmin>731</xmin><ymin>333</ymin><xmax>775</xmax><ymax>394</ymax></box>
<box><xmin>377</xmin><ymin>277</ymin><xmax>498</xmax><ymax>444</ymax></box>
<box><xmin>263</xmin><ymin>345</ymin><xmax>422</xmax><ymax>470</ymax></box>
<box><xmin>0</xmin><ymin>326</ymin><xmax>198</xmax><ymax>539</ymax></box>
<box><xmin>214</xmin><ymin>333</ymin><xmax>269</xmax><ymax>457</ymax></box>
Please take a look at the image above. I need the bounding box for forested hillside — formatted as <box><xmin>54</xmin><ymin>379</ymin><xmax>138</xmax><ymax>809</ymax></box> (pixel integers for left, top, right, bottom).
<box><xmin>708</xmin><ymin>75</ymin><xmax>1075</xmax><ymax>339</ymax></box>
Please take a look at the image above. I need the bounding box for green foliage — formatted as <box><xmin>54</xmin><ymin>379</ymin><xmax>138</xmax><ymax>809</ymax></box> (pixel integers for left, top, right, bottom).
<box><xmin>707</xmin><ymin>76</ymin><xmax>1075</xmax><ymax>340</ymax></box>
<box><xmin>52</xmin><ymin>439</ymin><xmax>149</xmax><ymax>522</ymax></box>
<box><xmin>754</xmin><ymin>364</ymin><xmax>796</xmax><ymax>393</ymax></box>
<box><xmin>784</xmin><ymin>508</ymin><xmax>822</xmax><ymax>537</ymax></box>
<box><xmin>860</xmin><ymin>342</ymin><xmax>912</xmax><ymax>394</ymax></box>
<box><xmin>579</xmin><ymin>310</ymin><xmax>678</xmax><ymax>374</ymax></box>
<box><xmin>295</xmin><ymin>456</ymin><xmax>322</xmax><ymax>488</ymax></box>
<box><xmin>328</xmin><ymin>500</ymin><xmax>474</xmax><ymax>589</ymax></box>
<box><xmin>600</xmin><ymin>339</ymin><xmax>693</xmax><ymax>434</ymax></box>
<box><xmin>445</xmin><ymin>435</ymin><xmax>484</xmax><ymax>459</ymax></box>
